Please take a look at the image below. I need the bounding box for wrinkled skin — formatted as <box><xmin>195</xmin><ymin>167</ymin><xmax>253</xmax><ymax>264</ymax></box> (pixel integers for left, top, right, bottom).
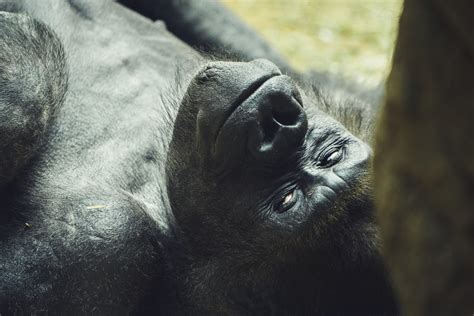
<box><xmin>0</xmin><ymin>0</ymin><xmax>398</xmax><ymax>314</ymax></box>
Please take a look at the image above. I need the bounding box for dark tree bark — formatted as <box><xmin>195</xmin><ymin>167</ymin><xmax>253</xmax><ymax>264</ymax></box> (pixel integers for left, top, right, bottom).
<box><xmin>374</xmin><ymin>1</ymin><xmax>474</xmax><ymax>315</ymax></box>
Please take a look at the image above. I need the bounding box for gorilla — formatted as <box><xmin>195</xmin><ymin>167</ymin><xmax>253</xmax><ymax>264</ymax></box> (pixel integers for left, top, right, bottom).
<box><xmin>0</xmin><ymin>0</ymin><xmax>398</xmax><ymax>314</ymax></box>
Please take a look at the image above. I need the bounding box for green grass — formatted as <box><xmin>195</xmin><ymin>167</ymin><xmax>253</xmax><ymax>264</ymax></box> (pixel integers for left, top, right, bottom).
<box><xmin>222</xmin><ymin>0</ymin><xmax>402</xmax><ymax>85</ymax></box>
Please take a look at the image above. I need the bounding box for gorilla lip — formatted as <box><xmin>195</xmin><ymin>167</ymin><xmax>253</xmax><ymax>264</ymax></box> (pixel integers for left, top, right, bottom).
<box><xmin>214</xmin><ymin>73</ymin><xmax>281</xmax><ymax>148</ymax></box>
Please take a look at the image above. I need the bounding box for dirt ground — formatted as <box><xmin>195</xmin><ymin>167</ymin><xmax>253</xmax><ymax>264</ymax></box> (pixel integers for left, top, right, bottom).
<box><xmin>222</xmin><ymin>0</ymin><xmax>402</xmax><ymax>86</ymax></box>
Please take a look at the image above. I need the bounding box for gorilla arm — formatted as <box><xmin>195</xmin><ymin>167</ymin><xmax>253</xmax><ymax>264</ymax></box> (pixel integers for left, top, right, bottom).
<box><xmin>118</xmin><ymin>0</ymin><xmax>295</xmax><ymax>75</ymax></box>
<box><xmin>0</xmin><ymin>11</ymin><xmax>67</xmax><ymax>187</ymax></box>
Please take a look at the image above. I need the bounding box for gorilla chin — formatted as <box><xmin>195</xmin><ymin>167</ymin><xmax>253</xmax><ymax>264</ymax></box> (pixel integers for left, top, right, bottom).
<box><xmin>165</xmin><ymin>59</ymin><xmax>399</xmax><ymax>315</ymax></box>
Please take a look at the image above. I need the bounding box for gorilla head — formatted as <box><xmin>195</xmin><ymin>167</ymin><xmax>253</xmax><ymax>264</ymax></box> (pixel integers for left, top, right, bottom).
<box><xmin>166</xmin><ymin>59</ymin><xmax>397</xmax><ymax>314</ymax></box>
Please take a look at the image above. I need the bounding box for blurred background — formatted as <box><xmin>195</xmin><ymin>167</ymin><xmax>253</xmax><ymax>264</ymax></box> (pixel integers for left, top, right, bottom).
<box><xmin>222</xmin><ymin>0</ymin><xmax>402</xmax><ymax>86</ymax></box>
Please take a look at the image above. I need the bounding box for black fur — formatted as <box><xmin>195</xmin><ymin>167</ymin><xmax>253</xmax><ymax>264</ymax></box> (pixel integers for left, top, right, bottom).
<box><xmin>0</xmin><ymin>0</ymin><xmax>398</xmax><ymax>314</ymax></box>
<box><xmin>0</xmin><ymin>12</ymin><xmax>67</xmax><ymax>186</ymax></box>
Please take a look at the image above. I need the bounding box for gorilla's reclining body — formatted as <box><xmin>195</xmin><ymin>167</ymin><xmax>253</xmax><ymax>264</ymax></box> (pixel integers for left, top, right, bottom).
<box><xmin>0</xmin><ymin>0</ymin><xmax>398</xmax><ymax>314</ymax></box>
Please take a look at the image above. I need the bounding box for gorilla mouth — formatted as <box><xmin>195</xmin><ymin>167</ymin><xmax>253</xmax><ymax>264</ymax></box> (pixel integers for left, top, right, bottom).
<box><xmin>214</xmin><ymin>73</ymin><xmax>281</xmax><ymax>146</ymax></box>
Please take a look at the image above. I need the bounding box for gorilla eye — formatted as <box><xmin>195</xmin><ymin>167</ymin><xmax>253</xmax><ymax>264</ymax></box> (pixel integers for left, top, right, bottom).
<box><xmin>317</xmin><ymin>147</ymin><xmax>344</xmax><ymax>168</ymax></box>
<box><xmin>274</xmin><ymin>189</ymin><xmax>298</xmax><ymax>214</ymax></box>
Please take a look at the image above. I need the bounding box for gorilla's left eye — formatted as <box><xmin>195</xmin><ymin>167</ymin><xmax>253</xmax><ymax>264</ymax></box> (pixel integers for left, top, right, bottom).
<box><xmin>274</xmin><ymin>189</ymin><xmax>298</xmax><ymax>213</ymax></box>
<box><xmin>317</xmin><ymin>146</ymin><xmax>344</xmax><ymax>168</ymax></box>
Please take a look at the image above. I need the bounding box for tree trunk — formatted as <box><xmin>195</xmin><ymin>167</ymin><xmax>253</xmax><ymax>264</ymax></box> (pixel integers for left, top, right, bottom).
<box><xmin>374</xmin><ymin>0</ymin><xmax>474</xmax><ymax>315</ymax></box>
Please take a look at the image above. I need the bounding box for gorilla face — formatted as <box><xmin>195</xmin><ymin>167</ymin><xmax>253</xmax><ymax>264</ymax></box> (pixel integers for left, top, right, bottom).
<box><xmin>166</xmin><ymin>59</ymin><xmax>396</xmax><ymax>314</ymax></box>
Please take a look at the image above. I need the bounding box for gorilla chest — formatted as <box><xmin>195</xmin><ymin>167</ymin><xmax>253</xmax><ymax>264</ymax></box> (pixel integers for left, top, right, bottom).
<box><xmin>0</xmin><ymin>167</ymin><xmax>165</xmax><ymax>312</ymax></box>
<box><xmin>0</xmin><ymin>3</ymin><xmax>181</xmax><ymax>308</ymax></box>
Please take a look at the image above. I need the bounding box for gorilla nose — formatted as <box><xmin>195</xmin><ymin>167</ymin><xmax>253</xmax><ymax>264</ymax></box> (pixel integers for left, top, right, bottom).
<box><xmin>247</xmin><ymin>75</ymin><xmax>308</xmax><ymax>161</ymax></box>
<box><xmin>193</xmin><ymin>59</ymin><xmax>308</xmax><ymax>167</ymax></box>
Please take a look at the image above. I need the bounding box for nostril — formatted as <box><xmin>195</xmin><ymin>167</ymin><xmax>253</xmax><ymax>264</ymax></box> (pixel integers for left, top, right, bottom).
<box><xmin>272</xmin><ymin>105</ymin><xmax>300</xmax><ymax>126</ymax></box>
<box><xmin>261</xmin><ymin>117</ymin><xmax>279</xmax><ymax>145</ymax></box>
<box><xmin>271</xmin><ymin>95</ymin><xmax>303</xmax><ymax>127</ymax></box>
<box><xmin>259</xmin><ymin>97</ymin><xmax>305</xmax><ymax>149</ymax></box>
<box><xmin>244</xmin><ymin>75</ymin><xmax>309</xmax><ymax>161</ymax></box>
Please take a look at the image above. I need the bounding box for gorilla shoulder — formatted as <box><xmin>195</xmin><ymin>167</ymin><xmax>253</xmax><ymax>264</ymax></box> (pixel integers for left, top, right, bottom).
<box><xmin>0</xmin><ymin>11</ymin><xmax>67</xmax><ymax>186</ymax></box>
